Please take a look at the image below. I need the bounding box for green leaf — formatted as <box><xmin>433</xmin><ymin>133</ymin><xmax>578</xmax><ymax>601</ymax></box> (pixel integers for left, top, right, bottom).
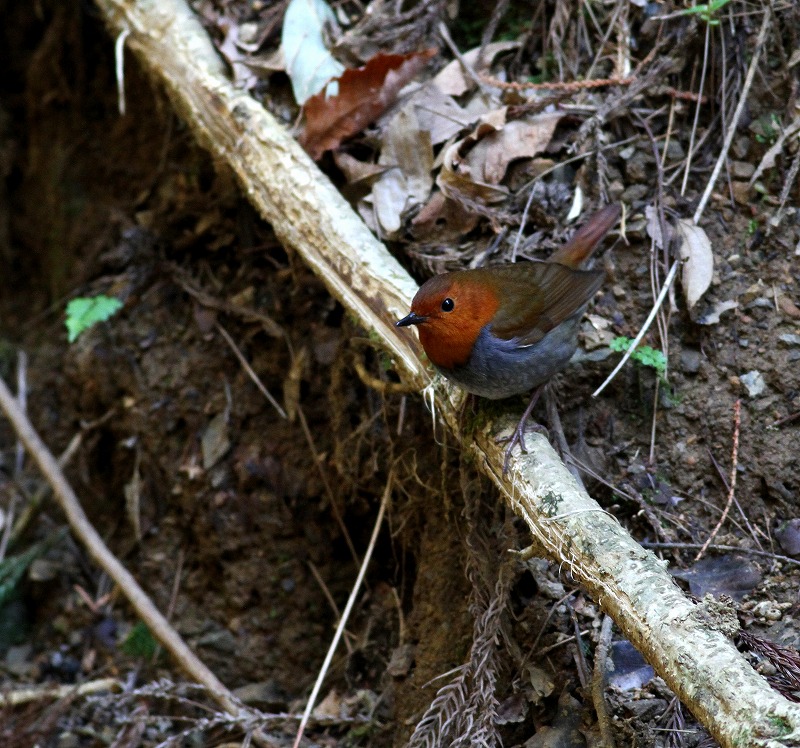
<box><xmin>121</xmin><ymin>621</ymin><xmax>158</xmax><ymax>659</ymax></box>
<box><xmin>65</xmin><ymin>295</ymin><xmax>123</xmax><ymax>343</ymax></box>
<box><xmin>609</xmin><ymin>336</ymin><xmax>667</xmax><ymax>376</ymax></box>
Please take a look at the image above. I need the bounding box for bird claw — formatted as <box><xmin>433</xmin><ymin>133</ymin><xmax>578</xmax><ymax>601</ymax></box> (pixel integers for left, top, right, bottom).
<box><xmin>500</xmin><ymin>419</ymin><xmax>548</xmax><ymax>475</ymax></box>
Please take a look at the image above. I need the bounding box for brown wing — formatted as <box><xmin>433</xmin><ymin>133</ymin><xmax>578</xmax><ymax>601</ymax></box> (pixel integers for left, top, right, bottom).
<box><xmin>547</xmin><ymin>204</ymin><xmax>621</xmax><ymax>268</ymax></box>
<box><xmin>484</xmin><ymin>262</ymin><xmax>605</xmax><ymax>346</ymax></box>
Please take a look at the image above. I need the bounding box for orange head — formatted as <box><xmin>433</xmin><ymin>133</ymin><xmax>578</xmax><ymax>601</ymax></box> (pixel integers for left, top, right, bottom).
<box><xmin>396</xmin><ymin>272</ymin><xmax>500</xmax><ymax>369</ymax></box>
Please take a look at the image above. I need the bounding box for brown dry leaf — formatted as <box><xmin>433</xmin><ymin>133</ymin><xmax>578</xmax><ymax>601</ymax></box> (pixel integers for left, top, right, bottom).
<box><xmin>410</xmin><ymin>190</ymin><xmax>480</xmax><ymax>242</ymax></box>
<box><xmin>404</xmin><ymin>84</ymin><xmax>473</xmax><ymax>145</ymax></box>
<box><xmin>372</xmin><ymin>106</ymin><xmax>433</xmax><ymax>236</ymax></box>
<box><xmin>299</xmin><ymin>48</ymin><xmax>437</xmax><ymax>160</ymax></box>
<box><xmin>333</xmin><ymin>152</ymin><xmax>387</xmax><ymax>186</ymax></box>
<box><xmin>470</xmin><ymin>112</ymin><xmax>562</xmax><ymax>183</ymax></box>
<box><xmin>433</xmin><ymin>41</ymin><xmax>520</xmax><ymax>96</ymax></box>
<box><xmin>372</xmin><ymin>106</ymin><xmax>434</xmax><ymax>236</ymax></box>
<box><xmin>437</xmin><ymin>110</ymin><xmax>560</xmax><ymax>204</ymax></box>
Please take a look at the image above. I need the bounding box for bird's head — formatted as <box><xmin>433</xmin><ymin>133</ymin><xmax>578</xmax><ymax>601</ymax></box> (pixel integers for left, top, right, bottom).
<box><xmin>396</xmin><ymin>272</ymin><xmax>499</xmax><ymax>369</ymax></box>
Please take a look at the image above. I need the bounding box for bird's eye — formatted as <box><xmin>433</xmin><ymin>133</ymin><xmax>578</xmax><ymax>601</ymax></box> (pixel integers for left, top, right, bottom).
<box><xmin>441</xmin><ymin>298</ymin><xmax>455</xmax><ymax>312</ymax></box>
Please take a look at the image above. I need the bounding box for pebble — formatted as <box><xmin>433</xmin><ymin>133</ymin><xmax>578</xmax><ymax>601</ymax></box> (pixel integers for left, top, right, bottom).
<box><xmin>730</xmin><ymin>160</ymin><xmax>755</xmax><ymax>179</ymax></box>
<box><xmin>778</xmin><ymin>333</ymin><xmax>800</xmax><ymax>346</ymax></box>
<box><xmin>680</xmin><ymin>349</ymin><xmax>702</xmax><ymax>374</ymax></box>
<box><xmin>732</xmin><ymin>181</ymin><xmax>751</xmax><ymax>205</ymax></box>
<box><xmin>622</xmin><ymin>183</ymin><xmax>649</xmax><ymax>203</ymax></box>
<box><xmin>740</xmin><ymin>370</ymin><xmax>766</xmax><ymax>397</ymax></box>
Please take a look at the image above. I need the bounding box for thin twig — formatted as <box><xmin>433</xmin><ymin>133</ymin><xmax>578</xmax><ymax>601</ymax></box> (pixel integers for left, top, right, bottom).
<box><xmin>292</xmin><ymin>472</ymin><xmax>392</xmax><ymax>748</ymax></box>
<box><xmin>0</xmin><ymin>374</ymin><xmax>242</xmax><ymax>717</ymax></box>
<box><xmin>696</xmin><ymin>399</ymin><xmax>741</xmax><ymax>561</ymax></box>
<box><xmin>592</xmin><ymin>615</ymin><xmax>617</xmax><ymax>748</ymax></box>
<box><xmin>693</xmin><ymin>8</ymin><xmax>771</xmax><ymax>223</ymax></box>
<box><xmin>215</xmin><ymin>321</ymin><xmax>287</xmax><ymax>419</ymax></box>
<box><xmin>592</xmin><ymin>260</ymin><xmax>680</xmax><ymax>398</ymax></box>
<box><xmin>0</xmin><ymin>677</ymin><xmax>122</xmax><ymax>707</ymax></box>
<box><xmin>681</xmin><ymin>22</ymin><xmax>711</xmax><ymax>197</ymax></box>
<box><xmin>642</xmin><ymin>541</ymin><xmax>800</xmax><ymax>567</ymax></box>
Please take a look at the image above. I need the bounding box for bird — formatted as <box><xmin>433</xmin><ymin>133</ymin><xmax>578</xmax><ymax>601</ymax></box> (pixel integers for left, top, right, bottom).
<box><xmin>396</xmin><ymin>204</ymin><xmax>620</xmax><ymax>470</ymax></box>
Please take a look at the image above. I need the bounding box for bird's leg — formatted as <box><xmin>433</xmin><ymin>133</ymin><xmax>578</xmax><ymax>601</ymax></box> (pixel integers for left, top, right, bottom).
<box><xmin>501</xmin><ymin>385</ymin><xmax>547</xmax><ymax>474</ymax></box>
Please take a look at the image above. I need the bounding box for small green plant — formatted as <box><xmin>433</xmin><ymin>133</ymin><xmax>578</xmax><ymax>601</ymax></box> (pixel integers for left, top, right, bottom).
<box><xmin>121</xmin><ymin>621</ymin><xmax>158</xmax><ymax>659</ymax></box>
<box><xmin>747</xmin><ymin>218</ymin><xmax>758</xmax><ymax>235</ymax></box>
<box><xmin>65</xmin><ymin>295</ymin><xmax>123</xmax><ymax>342</ymax></box>
<box><xmin>677</xmin><ymin>0</ymin><xmax>732</xmax><ymax>25</ymax></box>
<box><xmin>610</xmin><ymin>337</ymin><xmax>667</xmax><ymax>377</ymax></box>
<box><xmin>752</xmin><ymin>113</ymin><xmax>781</xmax><ymax>144</ymax></box>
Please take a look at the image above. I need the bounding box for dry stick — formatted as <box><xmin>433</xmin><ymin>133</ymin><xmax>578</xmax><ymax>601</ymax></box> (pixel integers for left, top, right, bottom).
<box><xmin>592</xmin><ymin>260</ymin><xmax>679</xmax><ymax>398</ymax></box>
<box><xmin>292</xmin><ymin>473</ymin><xmax>392</xmax><ymax>748</ymax></box>
<box><xmin>215</xmin><ymin>321</ymin><xmax>287</xmax><ymax>419</ymax></box>
<box><xmin>680</xmin><ymin>22</ymin><xmax>711</xmax><ymax>197</ymax></box>
<box><xmin>592</xmin><ymin>615</ymin><xmax>617</xmax><ymax>748</ymax></box>
<box><xmin>634</xmin><ymin>110</ymin><xmax>671</xmax><ymax>465</ymax></box>
<box><xmin>696</xmin><ymin>399</ymin><xmax>742</xmax><ymax>561</ymax></box>
<box><xmin>0</xmin><ymin>374</ymin><xmax>242</xmax><ymax>717</ymax></box>
<box><xmin>693</xmin><ymin>8</ymin><xmax>771</xmax><ymax>224</ymax></box>
<box><xmin>0</xmin><ymin>677</ymin><xmax>122</xmax><ymax>707</ymax></box>
<box><xmin>641</xmin><ymin>541</ymin><xmax>800</xmax><ymax>567</ymax></box>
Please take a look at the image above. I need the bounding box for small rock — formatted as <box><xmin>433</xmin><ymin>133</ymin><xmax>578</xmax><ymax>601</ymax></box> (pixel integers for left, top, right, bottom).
<box><xmin>731</xmin><ymin>181</ymin><xmax>751</xmax><ymax>206</ymax></box>
<box><xmin>659</xmin><ymin>139</ymin><xmax>685</xmax><ymax>160</ymax></box>
<box><xmin>233</xmin><ymin>680</ymin><xmax>288</xmax><ymax>710</ymax></box>
<box><xmin>740</xmin><ymin>370</ymin><xmax>766</xmax><ymax>397</ymax></box>
<box><xmin>57</xmin><ymin>733</ymin><xmax>80</xmax><ymax>748</ymax></box>
<box><xmin>622</xmin><ymin>183</ymin><xmax>649</xmax><ymax>203</ymax></box>
<box><xmin>778</xmin><ymin>333</ymin><xmax>800</xmax><ymax>346</ymax></box>
<box><xmin>625</xmin><ymin>152</ymin><xmax>651</xmax><ymax>182</ymax></box>
<box><xmin>732</xmin><ymin>136</ymin><xmax>750</xmax><ymax>159</ymax></box>
<box><xmin>612</xmin><ymin>284</ymin><xmax>626</xmax><ymax>299</ymax></box>
<box><xmin>730</xmin><ymin>160</ymin><xmax>755</xmax><ymax>180</ymax></box>
<box><xmin>775</xmin><ymin>519</ymin><xmax>800</xmax><ymax>556</ymax></box>
<box><xmin>386</xmin><ymin>643</ymin><xmax>415</xmax><ymax>677</ymax></box>
<box><xmin>680</xmin><ymin>349</ymin><xmax>702</xmax><ymax>374</ymax></box>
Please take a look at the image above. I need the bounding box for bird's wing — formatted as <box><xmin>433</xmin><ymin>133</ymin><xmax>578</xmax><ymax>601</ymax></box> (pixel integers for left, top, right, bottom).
<box><xmin>487</xmin><ymin>263</ymin><xmax>605</xmax><ymax>346</ymax></box>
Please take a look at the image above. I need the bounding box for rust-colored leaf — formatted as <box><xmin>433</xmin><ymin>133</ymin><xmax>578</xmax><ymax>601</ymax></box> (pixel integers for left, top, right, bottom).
<box><xmin>299</xmin><ymin>49</ymin><xmax>437</xmax><ymax>160</ymax></box>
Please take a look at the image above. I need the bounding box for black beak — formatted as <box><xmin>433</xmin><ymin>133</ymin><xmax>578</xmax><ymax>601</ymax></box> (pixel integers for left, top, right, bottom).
<box><xmin>396</xmin><ymin>312</ymin><xmax>427</xmax><ymax>327</ymax></box>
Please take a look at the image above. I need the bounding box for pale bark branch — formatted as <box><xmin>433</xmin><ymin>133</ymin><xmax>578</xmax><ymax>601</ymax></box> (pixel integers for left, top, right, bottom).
<box><xmin>69</xmin><ymin>1</ymin><xmax>800</xmax><ymax>745</ymax></box>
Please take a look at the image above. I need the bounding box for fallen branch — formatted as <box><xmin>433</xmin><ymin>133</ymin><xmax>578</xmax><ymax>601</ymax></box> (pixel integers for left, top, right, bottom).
<box><xmin>0</xmin><ymin>375</ymin><xmax>243</xmax><ymax>718</ymax></box>
<box><xmin>59</xmin><ymin>1</ymin><xmax>800</xmax><ymax>744</ymax></box>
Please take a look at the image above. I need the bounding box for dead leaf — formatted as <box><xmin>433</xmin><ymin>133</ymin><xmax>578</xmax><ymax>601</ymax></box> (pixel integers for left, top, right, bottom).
<box><xmin>676</xmin><ymin>218</ymin><xmax>713</xmax><ymax>309</ymax></box>
<box><xmin>372</xmin><ymin>106</ymin><xmax>434</xmax><ymax>236</ymax></box>
<box><xmin>436</xmin><ymin>110</ymin><xmax>560</xmax><ymax>204</ymax></box>
<box><xmin>697</xmin><ymin>299</ymin><xmax>738</xmax><ymax>325</ymax></box>
<box><xmin>299</xmin><ymin>49</ymin><xmax>437</xmax><ymax>160</ymax></box>
<box><xmin>282</xmin><ymin>0</ymin><xmax>344</xmax><ymax>104</ymax></box>
<box><xmin>404</xmin><ymin>84</ymin><xmax>472</xmax><ymax>145</ymax></box>
<box><xmin>333</xmin><ymin>152</ymin><xmax>387</xmax><ymax>186</ymax></box>
<box><xmin>202</xmin><ymin>413</ymin><xmax>231</xmax><ymax>470</ymax></box>
<box><xmin>433</xmin><ymin>41</ymin><xmax>520</xmax><ymax>96</ymax></box>
<box><xmin>469</xmin><ymin>112</ymin><xmax>562</xmax><ymax>184</ymax></box>
<box><xmin>410</xmin><ymin>190</ymin><xmax>479</xmax><ymax>241</ymax></box>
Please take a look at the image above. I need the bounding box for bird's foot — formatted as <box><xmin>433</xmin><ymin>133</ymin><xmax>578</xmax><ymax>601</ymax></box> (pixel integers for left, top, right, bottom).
<box><xmin>500</xmin><ymin>418</ymin><xmax>549</xmax><ymax>475</ymax></box>
<box><xmin>499</xmin><ymin>385</ymin><xmax>546</xmax><ymax>475</ymax></box>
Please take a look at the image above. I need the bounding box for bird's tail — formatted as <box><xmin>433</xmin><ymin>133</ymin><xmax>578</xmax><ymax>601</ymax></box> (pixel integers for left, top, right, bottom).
<box><xmin>547</xmin><ymin>204</ymin><xmax>621</xmax><ymax>268</ymax></box>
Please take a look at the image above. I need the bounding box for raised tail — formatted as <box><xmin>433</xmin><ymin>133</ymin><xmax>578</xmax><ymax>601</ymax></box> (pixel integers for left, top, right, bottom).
<box><xmin>547</xmin><ymin>204</ymin><xmax>621</xmax><ymax>269</ymax></box>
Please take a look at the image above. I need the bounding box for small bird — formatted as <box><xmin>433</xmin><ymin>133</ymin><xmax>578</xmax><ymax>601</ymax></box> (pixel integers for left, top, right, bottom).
<box><xmin>396</xmin><ymin>204</ymin><xmax>620</xmax><ymax>467</ymax></box>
